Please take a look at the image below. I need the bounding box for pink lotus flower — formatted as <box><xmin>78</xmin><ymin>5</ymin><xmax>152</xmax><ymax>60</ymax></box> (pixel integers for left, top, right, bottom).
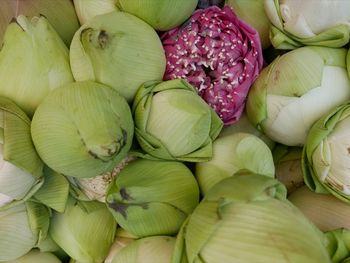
<box><xmin>162</xmin><ymin>6</ymin><xmax>263</xmax><ymax>125</ymax></box>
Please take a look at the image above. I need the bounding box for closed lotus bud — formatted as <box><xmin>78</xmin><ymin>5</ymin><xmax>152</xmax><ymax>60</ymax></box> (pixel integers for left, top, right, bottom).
<box><xmin>116</xmin><ymin>0</ymin><xmax>198</xmax><ymax>31</ymax></box>
<box><xmin>265</xmin><ymin>0</ymin><xmax>350</xmax><ymax>49</ymax></box>
<box><xmin>0</xmin><ymin>15</ymin><xmax>74</xmax><ymax>117</ymax></box>
<box><xmin>70</xmin><ymin>11</ymin><xmax>166</xmax><ymax>102</ymax></box>
<box><xmin>31</xmin><ymin>81</ymin><xmax>134</xmax><ymax>178</ymax></box>
<box><xmin>173</xmin><ymin>172</ymin><xmax>332</xmax><ymax>263</ymax></box>
<box><xmin>303</xmin><ymin>102</ymin><xmax>350</xmax><ymax>202</ymax></box>
<box><xmin>196</xmin><ymin>132</ymin><xmax>275</xmax><ymax>195</ymax></box>
<box><xmin>132</xmin><ymin>79</ymin><xmax>223</xmax><ymax>162</ymax></box>
<box><xmin>106</xmin><ymin>159</ymin><xmax>199</xmax><ymax>237</ymax></box>
<box><xmin>247</xmin><ymin>46</ymin><xmax>350</xmax><ymax>146</ymax></box>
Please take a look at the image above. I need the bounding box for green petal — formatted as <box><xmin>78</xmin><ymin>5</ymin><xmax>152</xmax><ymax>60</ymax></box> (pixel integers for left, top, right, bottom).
<box><xmin>25</xmin><ymin>201</ymin><xmax>50</xmax><ymax>245</ymax></box>
<box><xmin>0</xmin><ymin>97</ymin><xmax>44</xmax><ymax>209</ymax></box>
<box><xmin>49</xmin><ymin>197</ymin><xmax>116</xmax><ymax>263</ymax></box>
<box><xmin>32</xmin><ymin>167</ymin><xmax>70</xmax><ymax>212</ymax></box>
<box><xmin>107</xmin><ymin>159</ymin><xmax>199</xmax><ymax>237</ymax></box>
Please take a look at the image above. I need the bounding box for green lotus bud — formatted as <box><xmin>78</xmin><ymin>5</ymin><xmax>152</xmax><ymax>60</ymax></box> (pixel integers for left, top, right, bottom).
<box><xmin>302</xmin><ymin>102</ymin><xmax>350</xmax><ymax>202</ymax></box>
<box><xmin>116</xmin><ymin>0</ymin><xmax>198</xmax><ymax>31</ymax></box>
<box><xmin>273</xmin><ymin>144</ymin><xmax>304</xmax><ymax>194</ymax></box>
<box><xmin>0</xmin><ymin>0</ymin><xmax>79</xmax><ymax>46</ymax></box>
<box><xmin>196</xmin><ymin>132</ymin><xmax>275</xmax><ymax>195</ymax></box>
<box><xmin>264</xmin><ymin>0</ymin><xmax>350</xmax><ymax>49</ymax></box>
<box><xmin>5</xmin><ymin>249</ymin><xmax>61</xmax><ymax>263</ymax></box>
<box><xmin>31</xmin><ymin>81</ymin><xmax>134</xmax><ymax>178</ymax></box>
<box><xmin>70</xmin><ymin>11</ymin><xmax>166</xmax><ymax>102</ymax></box>
<box><xmin>132</xmin><ymin>79</ymin><xmax>223</xmax><ymax>162</ymax></box>
<box><xmin>0</xmin><ymin>201</ymin><xmax>50</xmax><ymax>261</ymax></box>
<box><xmin>173</xmin><ymin>172</ymin><xmax>332</xmax><ymax>263</ymax></box>
<box><xmin>0</xmin><ymin>15</ymin><xmax>74</xmax><ymax>117</ymax></box>
<box><xmin>106</xmin><ymin>159</ymin><xmax>199</xmax><ymax>237</ymax></box>
<box><xmin>110</xmin><ymin>236</ymin><xmax>175</xmax><ymax>263</ymax></box>
<box><xmin>0</xmin><ymin>97</ymin><xmax>44</xmax><ymax>209</ymax></box>
<box><xmin>73</xmin><ymin>0</ymin><xmax>118</xmax><ymax>25</ymax></box>
<box><xmin>289</xmin><ymin>186</ymin><xmax>350</xmax><ymax>232</ymax></box>
<box><xmin>226</xmin><ymin>0</ymin><xmax>271</xmax><ymax>49</ymax></box>
<box><xmin>247</xmin><ymin>46</ymin><xmax>350</xmax><ymax>146</ymax></box>
<box><xmin>49</xmin><ymin>197</ymin><xmax>117</xmax><ymax>263</ymax></box>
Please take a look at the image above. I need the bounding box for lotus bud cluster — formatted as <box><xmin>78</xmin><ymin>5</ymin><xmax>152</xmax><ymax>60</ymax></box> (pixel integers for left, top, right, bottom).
<box><xmin>1</xmin><ymin>2</ymin><xmax>350</xmax><ymax>263</ymax></box>
<box><xmin>162</xmin><ymin>6</ymin><xmax>263</xmax><ymax>125</ymax></box>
